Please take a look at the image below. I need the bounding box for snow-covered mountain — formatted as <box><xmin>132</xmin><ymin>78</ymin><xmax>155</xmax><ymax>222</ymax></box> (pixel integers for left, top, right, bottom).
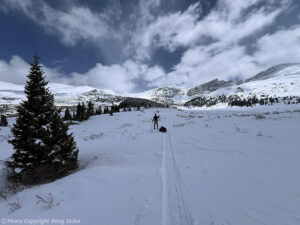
<box><xmin>211</xmin><ymin>63</ymin><xmax>300</xmax><ymax>98</ymax></box>
<box><xmin>245</xmin><ymin>63</ymin><xmax>300</xmax><ymax>82</ymax></box>
<box><xmin>0</xmin><ymin>81</ymin><xmax>124</xmax><ymax>106</ymax></box>
<box><xmin>1</xmin><ymin>63</ymin><xmax>300</xmax><ymax>109</ymax></box>
<box><xmin>186</xmin><ymin>79</ymin><xmax>234</xmax><ymax>96</ymax></box>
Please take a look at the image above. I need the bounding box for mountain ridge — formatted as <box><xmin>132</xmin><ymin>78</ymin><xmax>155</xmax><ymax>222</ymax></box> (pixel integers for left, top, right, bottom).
<box><xmin>1</xmin><ymin>63</ymin><xmax>300</xmax><ymax>109</ymax></box>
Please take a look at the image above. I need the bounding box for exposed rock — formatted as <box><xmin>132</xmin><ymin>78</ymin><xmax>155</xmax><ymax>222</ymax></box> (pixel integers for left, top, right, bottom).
<box><xmin>187</xmin><ymin>79</ymin><xmax>233</xmax><ymax>96</ymax></box>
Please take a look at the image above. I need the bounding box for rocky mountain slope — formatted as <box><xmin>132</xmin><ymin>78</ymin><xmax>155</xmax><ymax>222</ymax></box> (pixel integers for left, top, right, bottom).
<box><xmin>1</xmin><ymin>63</ymin><xmax>300</xmax><ymax>111</ymax></box>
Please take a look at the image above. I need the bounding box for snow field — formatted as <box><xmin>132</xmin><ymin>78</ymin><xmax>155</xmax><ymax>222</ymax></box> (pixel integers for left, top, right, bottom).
<box><xmin>0</xmin><ymin>106</ymin><xmax>300</xmax><ymax>225</ymax></box>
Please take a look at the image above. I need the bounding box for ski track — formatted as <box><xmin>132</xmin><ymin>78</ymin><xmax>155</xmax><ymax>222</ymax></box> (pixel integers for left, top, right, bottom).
<box><xmin>161</xmin><ymin>132</ymin><xmax>193</xmax><ymax>225</ymax></box>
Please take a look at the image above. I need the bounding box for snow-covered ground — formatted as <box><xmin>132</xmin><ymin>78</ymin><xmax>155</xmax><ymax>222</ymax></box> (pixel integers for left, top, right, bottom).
<box><xmin>1</xmin><ymin>105</ymin><xmax>300</xmax><ymax>225</ymax></box>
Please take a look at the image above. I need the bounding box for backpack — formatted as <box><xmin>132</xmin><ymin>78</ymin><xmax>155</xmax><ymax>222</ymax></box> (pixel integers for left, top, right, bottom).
<box><xmin>159</xmin><ymin>126</ymin><xmax>167</xmax><ymax>133</ymax></box>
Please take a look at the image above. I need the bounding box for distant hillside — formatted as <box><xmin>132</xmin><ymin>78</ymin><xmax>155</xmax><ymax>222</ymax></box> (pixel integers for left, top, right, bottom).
<box><xmin>1</xmin><ymin>63</ymin><xmax>300</xmax><ymax>112</ymax></box>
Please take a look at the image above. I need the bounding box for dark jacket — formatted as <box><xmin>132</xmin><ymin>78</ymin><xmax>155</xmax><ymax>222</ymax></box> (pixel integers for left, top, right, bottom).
<box><xmin>153</xmin><ymin>115</ymin><xmax>159</xmax><ymax>121</ymax></box>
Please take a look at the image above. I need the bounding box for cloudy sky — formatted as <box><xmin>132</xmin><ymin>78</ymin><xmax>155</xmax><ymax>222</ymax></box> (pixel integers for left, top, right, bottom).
<box><xmin>0</xmin><ymin>0</ymin><xmax>299</xmax><ymax>93</ymax></box>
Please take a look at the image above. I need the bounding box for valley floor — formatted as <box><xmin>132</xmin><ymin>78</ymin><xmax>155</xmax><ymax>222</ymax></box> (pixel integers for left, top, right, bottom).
<box><xmin>1</xmin><ymin>105</ymin><xmax>300</xmax><ymax>225</ymax></box>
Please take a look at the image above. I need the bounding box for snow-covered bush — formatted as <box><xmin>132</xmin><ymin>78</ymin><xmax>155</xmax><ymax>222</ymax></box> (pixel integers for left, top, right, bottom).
<box><xmin>254</xmin><ymin>114</ymin><xmax>266</xmax><ymax>119</ymax></box>
<box><xmin>257</xmin><ymin>130</ymin><xmax>263</xmax><ymax>136</ymax></box>
<box><xmin>8</xmin><ymin>197</ymin><xmax>23</xmax><ymax>213</ymax></box>
<box><xmin>36</xmin><ymin>193</ymin><xmax>54</xmax><ymax>209</ymax></box>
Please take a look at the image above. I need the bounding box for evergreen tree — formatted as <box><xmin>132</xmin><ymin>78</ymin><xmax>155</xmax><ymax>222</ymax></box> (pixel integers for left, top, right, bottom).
<box><xmin>48</xmin><ymin>110</ymin><xmax>78</xmax><ymax>175</ymax></box>
<box><xmin>111</xmin><ymin>105</ymin><xmax>115</xmax><ymax>113</ymax></box>
<box><xmin>96</xmin><ymin>106</ymin><xmax>102</xmax><ymax>115</ymax></box>
<box><xmin>6</xmin><ymin>55</ymin><xmax>79</xmax><ymax>184</ymax></box>
<box><xmin>72</xmin><ymin>111</ymin><xmax>77</xmax><ymax>120</ymax></box>
<box><xmin>63</xmin><ymin>108</ymin><xmax>72</xmax><ymax>121</ymax></box>
<box><xmin>81</xmin><ymin>102</ymin><xmax>88</xmax><ymax>120</ymax></box>
<box><xmin>75</xmin><ymin>102</ymin><xmax>87</xmax><ymax>121</ymax></box>
<box><xmin>0</xmin><ymin>114</ymin><xmax>8</xmax><ymax>126</ymax></box>
<box><xmin>103</xmin><ymin>106</ymin><xmax>109</xmax><ymax>114</ymax></box>
<box><xmin>87</xmin><ymin>101</ymin><xmax>94</xmax><ymax>117</ymax></box>
<box><xmin>75</xmin><ymin>103</ymin><xmax>82</xmax><ymax>121</ymax></box>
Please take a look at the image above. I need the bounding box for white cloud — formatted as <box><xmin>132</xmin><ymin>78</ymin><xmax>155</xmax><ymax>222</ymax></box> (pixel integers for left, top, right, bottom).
<box><xmin>1</xmin><ymin>0</ymin><xmax>118</xmax><ymax>46</ymax></box>
<box><xmin>62</xmin><ymin>60</ymin><xmax>166</xmax><ymax>93</ymax></box>
<box><xmin>68</xmin><ymin>61</ymin><xmax>143</xmax><ymax>93</ymax></box>
<box><xmin>0</xmin><ymin>56</ymin><xmax>167</xmax><ymax>93</ymax></box>
<box><xmin>129</xmin><ymin>0</ymin><xmax>294</xmax><ymax>87</ymax></box>
<box><xmin>132</xmin><ymin>0</ymin><xmax>289</xmax><ymax>61</ymax></box>
<box><xmin>1</xmin><ymin>0</ymin><xmax>299</xmax><ymax>92</ymax></box>
<box><xmin>253</xmin><ymin>25</ymin><xmax>300</xmax><ymax>66</ymax></box>
<box><xmin>0</xmin><ymin>56</ymin><xmax>64</xmax><ymax>85</ymax></box>
<box><xmin>0</xmin><ymin>56</ymin><xmax>29</xmax><ymax>84</ymax></box>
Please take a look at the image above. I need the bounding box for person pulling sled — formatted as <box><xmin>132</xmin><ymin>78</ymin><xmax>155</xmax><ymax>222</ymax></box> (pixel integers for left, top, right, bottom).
<box><xmin>152</xmin><ymin>113</ymin><xmax>159</xmax><ymax>129</ymax></box>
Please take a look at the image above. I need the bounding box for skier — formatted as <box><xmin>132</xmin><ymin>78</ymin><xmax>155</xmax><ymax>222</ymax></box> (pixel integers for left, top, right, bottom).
<box><xmin>152</xmin><ymin>113</ymin><xmax>160</xmax><ymax>129</ymax></box>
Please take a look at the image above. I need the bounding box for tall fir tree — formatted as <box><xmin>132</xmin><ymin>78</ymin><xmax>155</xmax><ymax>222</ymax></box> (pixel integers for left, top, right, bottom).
<box><xmin>0</xmin><ymin>114</ymin><xmax>8</xmax><ymax>126</ymax></box>
<box><xmin>75</xmin><ymin>102</ymin><xmax>87</xmax><ymax>121</ymax></box>
<box><xmin>96</xmin><ymin>106</ymin><xmax>102</xmax><ymax>115</ymax></box>
<box><xmin>87</xmin><ymin>101</ymin><xmax>94</xmax><ymax>117</ymax></box>
<box><xmin>63</xmin><ymin>108</ymin><xmax>72</xmax><ymax>121</ymax></box>
<box><xmin>48</xmin><ymin>110</ymin><xmax>78</xmax><ymax>175</ymax></box>
<box><xmin>75</xmin><ymin>103</ymin><xmax>82</xmax><ymax>121</ymax></box>
<box><xmin>7</xmin><ymin>55</ymin><xmax>79</xmax><ymax>184</ymax></box>
<box><xmin>81</xmin><ymin>102</ymin><xmax>87</xmax><ymax>120</ymax></box>
<box><xmin>103</xmin><ymin>106</ymin><xmax>109</xmax><ymax>114</ymax></box>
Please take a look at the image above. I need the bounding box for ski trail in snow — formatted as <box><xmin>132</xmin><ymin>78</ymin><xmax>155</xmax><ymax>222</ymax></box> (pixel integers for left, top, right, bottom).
<box><xmin>161</xmin><ymin>132</ymin><xmax>193</xmax><ymax>225</ymax></box>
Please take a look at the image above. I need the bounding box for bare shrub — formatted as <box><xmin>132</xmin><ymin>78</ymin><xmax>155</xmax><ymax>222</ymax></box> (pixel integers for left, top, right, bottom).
<box><xmin>8</xmin><ymin>197</ymin><xmax>23</xmax><ymax>213</ymax></box>
<box><xmin>0</xmin><ymin>161</ymin><xmax>26</xmax><ymax>200</ymax></box>
<box><xmin>173</xmin><ymin>123</ymin><xmax>185</xmax><ymax>127</ymax></box>
<box><xmin>272</xmin><ymin>111</ymin><xmax>280</xmax><ymax>115</ymax></box>
<box><xmin>0</xmin><ymin>183</ymin><xmax>25</xmax><ymax>201</ymax></box>
<box><xmin>257</xmin><ymin>130</ymin><xmax>263</xmax><ymax>136</ymax></box>
<box><xmin>36</xmin><ymin>193</ymin><xmax>54</xmax><ymax>209</ymax></box>
<box><xmin>254</xmin><ymin>114</ymin><xmax>266</xmax><ymax>119</ymax></box>
<box><xmin>120</xmin><ymin>123</ymin><xmax>132</xmax><ymax>129</ymax></box>
<box><xmin>0</xmin><ymin>188</ymin><xmax>8</xmax><ymax>200</ymax></box>
<box><xmin>83</xmin><ymin>133</ymin><xmax>104</xmax><ymax>141</ymax></box>
<box><xmin>238</xmin><ymin>114</ymin><xmax>252</xmax><ymax>117</ymax></box>
<box><xmin>5</xmin><ymin>183</ymin><xmax>25</xmax><ymax>194</ymax></box>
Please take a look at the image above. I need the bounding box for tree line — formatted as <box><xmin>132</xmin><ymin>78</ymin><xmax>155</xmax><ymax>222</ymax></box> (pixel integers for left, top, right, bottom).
<box><xmin>185</xmin><ymin>94</ymin><xmax>300</xmax><ymax>107</ymax></box>
<box><xmin>63</xmin><ymin>102</ymin><xmax>144</xmax><ymax>122</ymax></box>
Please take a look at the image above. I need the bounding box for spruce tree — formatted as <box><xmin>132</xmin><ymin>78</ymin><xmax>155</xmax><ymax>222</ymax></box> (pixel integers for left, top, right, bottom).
<box><xmin>48</xmin><ymin>110</ymin><xmax>78</xmax><ymax>175</ymax></box>
<box><xmin>87</xmin><ymin>101</ymin><xmax>94</xmax><ymax>117</ymax></box>
<box><xmin>0</xmin><ymin>114</ymin><xmax>8</xmax><ymax>126</ymax></box>
<box><xmin>75</xmin><ymin>102</ymin><xmax>87</xmax><ymax>121</ymax></box>
<box><xmin>63</xmin><ymin>108</ymin><xmax>72</xmax><ymax>121</ymax></box>
<box><xmin>7</xmin><ymin>55</ymin><xmax>78</xmax><ymax>183</ymax></box>
<box><xmin>81</xmin><ymin>102</ymin><xmax>87</xmax><ymax>120</ymax></box>
<box><xmin>72</xmin><ymin>111</ymin><xmax>77</xmax><ymax>120</ymax></box>
<box><xmin>103</xmin><ymin>106</ymin><xmax>109</xmax><ymax>114</ymax></box>
<box><xmin>96</xmin><ymin>106</ymin><xmax>102</xmax><ymax>115</ymax></box>
<box><xmin>76</xmin><ymin>103</ymin><xmax>82</xmax><ymax>121</ymax></box>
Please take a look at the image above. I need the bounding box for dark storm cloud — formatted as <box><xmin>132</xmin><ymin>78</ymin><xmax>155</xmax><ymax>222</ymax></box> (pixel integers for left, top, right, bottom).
<box><xmin>0</xmin><ymin>0</ymin><xmax>300</xmax><ymax>93</ymax></box>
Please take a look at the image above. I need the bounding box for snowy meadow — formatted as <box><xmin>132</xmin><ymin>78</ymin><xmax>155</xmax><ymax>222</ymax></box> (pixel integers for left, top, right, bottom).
<box><xmin>0</xmin><ymin>105</ymin><xmax>300</xmax><ymax>225</ymax></box>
